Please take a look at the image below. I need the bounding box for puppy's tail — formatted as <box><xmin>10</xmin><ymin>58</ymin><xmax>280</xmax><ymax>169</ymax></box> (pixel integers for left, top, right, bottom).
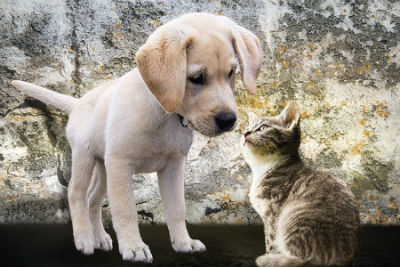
<box><xmin>11</xmin><ymin>80</ymin><xmax>78</xmax><ymax>114</ymax></box>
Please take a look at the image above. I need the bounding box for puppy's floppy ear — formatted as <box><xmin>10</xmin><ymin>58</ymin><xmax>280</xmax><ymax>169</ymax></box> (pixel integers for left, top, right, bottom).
<box><xmin>231</xmin><ymin>24</ymin><xmax>263</xmax><ymax>95</ymax></box>
<box><xmin>136</xmin><ymin>24</ymin><xmax>195</xmax><ymax>112</ymax></box>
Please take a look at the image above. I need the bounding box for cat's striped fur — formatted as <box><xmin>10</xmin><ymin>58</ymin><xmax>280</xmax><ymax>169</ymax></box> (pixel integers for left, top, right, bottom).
<box><xmin>242</xmin><ymin>102</ymin><xmax>359</xmax><ymax>267</ymax></box>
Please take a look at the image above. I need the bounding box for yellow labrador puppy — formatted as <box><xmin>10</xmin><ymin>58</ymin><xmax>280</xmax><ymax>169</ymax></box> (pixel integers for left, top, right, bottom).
<box><xmin>11</xmin><ymin>13</ymin><xmax>262</xmax><ymax>263</ymax></box>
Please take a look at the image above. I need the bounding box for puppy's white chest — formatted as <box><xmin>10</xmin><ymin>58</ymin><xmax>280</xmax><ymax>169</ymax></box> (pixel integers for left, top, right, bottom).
<box><xmin>132</xmin><ymin>129</ymin><xmax>192</xmax><ymax>173</ymax></box>
<box><xmin>131</xmin><ymin>155</ymin><xmax>167</xmax><ymax>174</ymax></box>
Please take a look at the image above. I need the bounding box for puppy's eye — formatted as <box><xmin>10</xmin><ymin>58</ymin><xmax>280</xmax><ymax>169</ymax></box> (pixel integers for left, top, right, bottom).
<box><xmin>188</xmin><ymin>73</ymin><xmax>205</xmax><ymax>85</ymax></box>
<box><xmin>228</xmin><ymin>68</ymin><xmax>234</xmax><ymax>78</ymax></box>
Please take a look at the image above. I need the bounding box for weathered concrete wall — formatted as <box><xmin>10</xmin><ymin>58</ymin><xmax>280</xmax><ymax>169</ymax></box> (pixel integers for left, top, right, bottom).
<box><xmin>1</xmin><ymin>0</ymin><xmax>399</xmax><ymax>224</ymax></box>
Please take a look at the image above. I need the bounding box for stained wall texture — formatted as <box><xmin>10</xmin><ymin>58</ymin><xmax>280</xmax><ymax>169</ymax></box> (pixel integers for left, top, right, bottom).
<box><xmin>1</xmin><ymin>0</ymin><xmax>399</xmax><ymax>224</ymax></box>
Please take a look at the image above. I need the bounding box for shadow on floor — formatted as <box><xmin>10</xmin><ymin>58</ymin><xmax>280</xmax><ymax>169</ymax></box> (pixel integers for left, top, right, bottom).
<box><xmin>0</xmin><ymin>224</ymin><xmax>399</xmax><ymax>266</ymax></box>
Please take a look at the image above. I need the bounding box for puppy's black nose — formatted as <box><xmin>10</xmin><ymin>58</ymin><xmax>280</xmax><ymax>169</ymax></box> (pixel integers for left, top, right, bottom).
<box><xmin>215</xmin><ymin>112</ymin><xmax>237</xmax><ymax>131</ymax></box>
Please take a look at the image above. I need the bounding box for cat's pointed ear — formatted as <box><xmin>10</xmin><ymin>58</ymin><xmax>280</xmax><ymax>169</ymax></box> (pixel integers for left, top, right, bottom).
<box><xmin>247</xmin><ymin>112</ymin><xmax>258</xmax><ymax>126</ymax></box>
<box><xmin>278</xmin><ymin>101</ymin><xmax>300</xmax><ymax>129</ymax></box>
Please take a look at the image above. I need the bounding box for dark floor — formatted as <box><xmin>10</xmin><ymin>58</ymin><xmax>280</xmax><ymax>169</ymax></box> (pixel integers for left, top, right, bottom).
<box><xmin>0</xmin><ymin>224</ymin><xmax>399</xmax><ymax>267</ymax></box>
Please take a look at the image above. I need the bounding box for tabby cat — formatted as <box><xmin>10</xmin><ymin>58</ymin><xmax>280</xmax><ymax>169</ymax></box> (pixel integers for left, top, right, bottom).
<box><xmin>241</xmin><ymin>102</ymin><xmax>359</xmax><ymax>267</ymax></box>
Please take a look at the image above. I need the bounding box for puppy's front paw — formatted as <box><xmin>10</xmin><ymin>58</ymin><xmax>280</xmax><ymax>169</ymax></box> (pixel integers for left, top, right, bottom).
<box><xmin>94</xmin><ymin>231</ymin><xmax>113</xmax><ymax>252</ymax></box>
<box><xmin>119</xmin><ymin>241</ymin><xmax>153</xmax><ymax>263</ymax></box>
<box><xmin>74</xmin><ymin>231</ymin><xmax>95</xmax><ymax>255</ymax></box>
<box><xmin>172</xmin><ymin>239</ymin><xmax>206</xmax><ymax>253</ymax></box>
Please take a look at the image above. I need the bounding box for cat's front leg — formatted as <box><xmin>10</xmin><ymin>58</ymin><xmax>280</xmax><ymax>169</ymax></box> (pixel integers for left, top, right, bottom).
<box><xmin>157</xmin><ymin>155</ymin><xmax>206</xmax><ymax>253</ymax></box>
<box><xmin>263</xmin><ymin>218</ymin><xmax>277</xmax><ymax>253</ymax></box>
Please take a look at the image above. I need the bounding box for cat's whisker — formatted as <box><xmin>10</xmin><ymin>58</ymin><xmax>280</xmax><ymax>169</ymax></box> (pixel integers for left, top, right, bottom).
<box><xmin>268</xmin><ymin>135</ymin><xmax>280</xmax><ymax>146</ymax></box>
<box><xmin>270</xmin><ymin>143</ymin><xmax>280</xmax><ymax>155</ymax></box>
<box><xmin>265</xmin><ymin>138</ymin><xmax>280</xmax><ymax>155</ymax></box>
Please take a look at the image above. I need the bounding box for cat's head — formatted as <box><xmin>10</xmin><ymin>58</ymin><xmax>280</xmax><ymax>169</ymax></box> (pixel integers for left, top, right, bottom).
<box><xmin>241</xmin><ymin>101</ymin><xmax>300</xmax><ymax>162</ymax></box>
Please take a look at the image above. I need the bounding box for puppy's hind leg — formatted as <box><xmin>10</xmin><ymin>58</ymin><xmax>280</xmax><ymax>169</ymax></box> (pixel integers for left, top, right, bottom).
<box><xmin>68</xmin><ymin>148</ymin><xmax>96</xmax><ymax>255</ymax></box>
<box><xmin>88</xmin><ymin>159</ymin><xmax>113</xmax><ymax>251</ymax></box>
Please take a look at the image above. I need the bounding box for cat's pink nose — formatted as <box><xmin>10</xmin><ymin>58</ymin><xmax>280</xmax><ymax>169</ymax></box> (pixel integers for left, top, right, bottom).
<box><xmin>244</xmin><ymin>131</ymin><xmax>251</xmax><ymax>137</ymax></box>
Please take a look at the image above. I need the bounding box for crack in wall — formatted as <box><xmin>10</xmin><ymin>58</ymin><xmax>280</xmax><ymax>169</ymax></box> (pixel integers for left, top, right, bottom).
<box><xmin>65</xmin><ymin>0</ymin><xmax>82</xmax><ymax>98</ymax></box>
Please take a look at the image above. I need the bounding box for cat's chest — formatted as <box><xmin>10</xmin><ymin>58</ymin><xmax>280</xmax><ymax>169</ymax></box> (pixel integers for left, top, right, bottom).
<box><xmin>244</xmin><ymin>151</ymin><xmax>288</xmax><ymax>218</ymax></box>
<box><xmin>249</xmin><ymin>177</ymin><xmax>279</xmax><ymax>218</ymax></box>
<box><xmin>249</xmin><ymin>193</ymin><xmax>271</xmax><ymax>217</ymax></box>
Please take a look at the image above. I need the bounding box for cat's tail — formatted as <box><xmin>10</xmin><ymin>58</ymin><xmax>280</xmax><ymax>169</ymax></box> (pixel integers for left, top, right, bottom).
<box><xmin>256</xmin><ymin>253</ymin><xmax>309</xmax><ymax>267</ymax></box>
<box><xmin>11</xmin><ymin>80</ymin><xmax>78</xmax><ymax>114</ymax></box>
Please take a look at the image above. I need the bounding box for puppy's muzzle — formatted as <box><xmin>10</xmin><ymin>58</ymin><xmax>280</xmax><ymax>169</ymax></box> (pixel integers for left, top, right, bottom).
<box><xmin>214</xmin><ymin>111</ymin><xmax>237</xmax><ymax>132</ymax></box>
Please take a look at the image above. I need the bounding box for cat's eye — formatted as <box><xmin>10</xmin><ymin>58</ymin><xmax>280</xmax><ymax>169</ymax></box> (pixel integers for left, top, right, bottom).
<box><xmin>258</xmin><ymin>125</ymin><xmax>267</xmax><ymax>131</ymax></box>
<box><xmin>188</xmin><ymin>73</ymin><xmax>205</xmax><ymax>85</ymax></box>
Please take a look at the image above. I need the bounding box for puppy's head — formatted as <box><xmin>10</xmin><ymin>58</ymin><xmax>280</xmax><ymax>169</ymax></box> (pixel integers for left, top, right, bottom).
<box><xmin>136</xmin><ymin>13</ymin><xmax>262</xmax><ymax>137</ymax></box>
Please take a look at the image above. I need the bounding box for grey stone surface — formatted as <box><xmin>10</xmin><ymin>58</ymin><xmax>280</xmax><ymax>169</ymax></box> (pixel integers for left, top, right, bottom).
<box><xmin>1</xmin><ymin>0</ymin><xmax>399</xmax><ymax>224</ymax></box>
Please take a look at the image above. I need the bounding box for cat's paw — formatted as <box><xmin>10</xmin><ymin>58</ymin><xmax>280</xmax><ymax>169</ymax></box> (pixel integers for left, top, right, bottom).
<box><xmin>256</xmin><ymin>253</ymin><xmax>304</xmax><ymax>267</ymax></box>
<box><xmin>172</xmin><ymin>239</ymin><xmax>206</xmax><ymax>253</ymax></box>
<box><xmin>256</xmin><ymin>254</ymin><xmax>270</xmax><ymax>267</ymax></box>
